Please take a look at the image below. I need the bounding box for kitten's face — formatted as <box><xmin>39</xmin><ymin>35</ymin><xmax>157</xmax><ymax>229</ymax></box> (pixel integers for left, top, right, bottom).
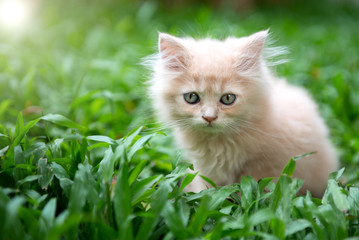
<box><xmin>169</xmin><ymin>73</ymin><xmax>250</xmax><ymax>133</ymax></box>
<box><xmin>151</xmin><ymin>31</ymin><xmax>269</xmax><ymax>133</ymax></box>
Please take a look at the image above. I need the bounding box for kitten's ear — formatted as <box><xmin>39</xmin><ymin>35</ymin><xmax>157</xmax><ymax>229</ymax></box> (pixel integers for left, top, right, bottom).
<box><xmin>158</xmin><ymin>33</ymin><xmax>189</xmax><ymax>71</ymax></box>
<box><xmin>235</xmin><ymin>30</ymin><xmax>268</xmax><ymax>72</ymax></box>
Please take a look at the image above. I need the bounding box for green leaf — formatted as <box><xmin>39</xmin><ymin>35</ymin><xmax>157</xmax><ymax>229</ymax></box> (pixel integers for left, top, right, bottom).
<box><xmin>23</xmin><ymin>142</ymin><xmax>47</xmax><ymax>160</ymax></box>
<box><xmin>136</xmin><ymin>179</ymin><xmax>174</xmax><ymax>240</ymax></box>
<box><xmin>64</xmin><ymin>133</ymin><xmax>84</xmax><ymax>141</ymax></box>
<box><xmin>180</xmin><ymin>173</ymin><xmax>197</xmax><ymax>191</ymax></box>
<box><xmin>51</xmin><ymin>138</ymin><xmax>64</xmax><ymax>159</ymax></box>
<box><xmin>127</xmin><ymin>133</ymin><xmax>158</xmax><ymax>160</ymax></box>
<box><xmin>88</xmin><ymin>142</ymin><xmax>110</xmax><ymax>150</ymax></box>
<box><xmin>162</xmin><ymin>201</ymin><xmax>187</xmax><ymax>239</ymax></box>
<box><xmin>248</xmin><ymin>208</ymin><xmax>276</xmax><ymax>226</ymax></box>
<box><xmin>205</xmin><ymin>221</ymin><xmax>223</xmax><ymax>239</ymax></box>
<box><xmin>114</xmin><ymin>158</ymin><xmax>133</xmax><ymax>240</ymax></box>
<box><xmin>270</xmin><ymin>218</ymin><xmax>285</xmax><ymax>239</ymax></box>
<box><xmin>98</xmin><ymin>147</ymin><xmax>115</xmax><ymax>183</ymax></box>
<box><xmin>240</xmin><ymin>176</ymin><xmax>256</xmax><ymax>210</ymax></box>
<box><xmin>349</xmin><ymin>187</ymin><xmax>359</xmax><ymax>210</ymax></box>
<box><xmin>17</xmin><ymin>175</ymin><xmax>41</xmax><ymax>185</ymax></box>
<box><xmin>285</xmin><ymin>219</ymin><xmax>312</xmax><ymax>236</ymax></box>
<box><xmin>131</xmin><ymin>175</ymin><xmax>162</xmax><ymax>205</ymax></box>
<box><xmin>0</xmin><ymin>145</ymin><xmax>9</xmax><ymax>157</ymax></box>
<box><xmin>270</xmin><ymin>179</ymin><xmax>283</xmax><ymax>211</ymax></box>
<box><xmin>51</xmin><ymin>162</ymin><xmax>70</xmax><ymax>179</ymax></box>
<box><xmin>282</xmin><ymin>158</ymin><xmax>296</xmax><ymax>177</ymax></box>
<box><xmin>87</xmin><ymin>135</ymin><xmax>116</xmax><ymax>145</ymax></box>
<box><xmin>41</xmin><ymin>114</ymin><xmax>83</xmax><ymax>129</ymax></box>
<box><xmin>14</xmin><ymin>112</ymin><xmax>24</xmax><ymax>140</ymax></box>
<box><xmin>38</xmin><ymin>158</ymin><xmax>54</xmax><ymax>190</ymax></box>
<box><xmin>13</xmin><ymin>118</ymin><xmax>40</xmax><ymax>146</ymax></box>
<box><xmin>177</xmin><ymin>198</ymin><xmax>190</xmax><ymax>227</ymax></box>
<box><xmin>258</xmin><ymin>177</ymin><xmax>275</xmax><ymax>193</ymax></box>
<box><xmin>41</xmin><ymin>198</ymin><xmax>57</xmax><ymax>228</ymax></box>
<box><xmin>129</xmin><ymin>160</ymin><xmax>148</xmax><ymax>185</ymax></box>
<box><xmin>79</xmin><ymin>138</ymin><xmax>88</xmax><ymax>162</ymax></box>
<box><xmin>188</xmin><ymin>195</ymin><xmax>210</xmax><ymax>236</ymax></box>
<box><xmin>5</xmin><ymin>196</ymin><xmax>26</xmax><ymax>239</ymax></box>
<box><xmin>208</xmin><ymin>185</ymin><xmax>239</xmax><ymax>210</ymax></box>
<box><xmin>199</xmin><ymin>175</ymin><xmax>217</xmax><ymax>188</ymax></box>
<box><xmin>5</xmin><ymin>196</ymin><xmax>26</xmax><ymax>232</ymax></box>
<box><xmin>94</xmin><ymin>221</ymin><xmax>118</xmax><ymax>240</ymax></box>
<box><xmin>13</xmin><ymin>145</ymin><xmax>26</xmax><ymax>182</ymax></box>
<box><xmin>17</xmin><ymin>207</ymin><xmax>39</xmax><ymax>238</ymax></box>
<box><xmin>292</xmin><ymin>151</ymin><xmax>315</xmax><ymax>161</ymax></box>
<box><xmin>123</xmin><ymin>126</ymin><xmax>144</xmax><ymax>148</ymax></box>
<box><xmin>69</xmin><ymin>163</ymin><xmax>98</xmax><ymax>212</ymax></box>
<box><xmin>322</xmin><ymin>179</ymin><xmax>350</xmax><ymax>211</ymax></box>
<box><xmin>329</xmin><ymin>167</ymin><xmax>345</xmax><ymax>181</ymax></box>
<box><xmin>51</xmin><ymin>162</ymin><xmax>72</xmax><ymax>196</ymax></box>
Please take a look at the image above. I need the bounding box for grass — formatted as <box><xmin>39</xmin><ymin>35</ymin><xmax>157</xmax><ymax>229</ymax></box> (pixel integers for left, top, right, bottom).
<box><xmin>1</xmin><ymin>0</ymin><xmax>359</xmax><ymax>239</ymax></box>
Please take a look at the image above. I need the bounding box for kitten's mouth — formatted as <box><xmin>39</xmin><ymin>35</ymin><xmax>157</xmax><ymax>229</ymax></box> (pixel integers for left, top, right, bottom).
<box><xmin>198</xmin><ymin>122</ymin><xmax>220</xmax><ymax>133</ymax></box>
<box><xmin>192</xmin><ymin>121</ymin><xmax>221</xmax><ymax>132</ymax></box>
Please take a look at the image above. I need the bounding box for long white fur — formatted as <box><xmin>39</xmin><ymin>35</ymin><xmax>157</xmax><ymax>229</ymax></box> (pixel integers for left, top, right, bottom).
<box><xmin>146</xmin><ymin>30</ymin><xmax>338</xmax><ymax>197</ymax></box>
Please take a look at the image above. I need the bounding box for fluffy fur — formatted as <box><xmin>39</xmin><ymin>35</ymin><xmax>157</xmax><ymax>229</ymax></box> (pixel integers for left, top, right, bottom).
<box><xmin>147</xmin><ymin>30</ymin><xmax>338</xmax><ymax>197</ymax></box>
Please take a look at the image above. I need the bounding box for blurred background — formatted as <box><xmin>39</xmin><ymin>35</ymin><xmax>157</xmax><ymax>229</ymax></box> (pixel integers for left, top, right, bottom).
<box><xmin>0</xmin><ymin>0</ymin><xmax>358</xmax><ymax>180</ymax></box>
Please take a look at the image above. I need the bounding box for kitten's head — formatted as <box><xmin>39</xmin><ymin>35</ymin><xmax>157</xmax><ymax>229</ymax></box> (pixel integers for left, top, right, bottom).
<box><xmin>148</xmin><ymin>30</ymin><xmax>277</xmax><ymax>133</ymax></box>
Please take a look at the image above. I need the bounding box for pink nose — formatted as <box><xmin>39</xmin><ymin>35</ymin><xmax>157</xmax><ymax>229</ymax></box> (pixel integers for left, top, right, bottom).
<box><xmin>202</xmin><ymin>115</ymin><xmax>218</xmax><ymax>123</ymax></box>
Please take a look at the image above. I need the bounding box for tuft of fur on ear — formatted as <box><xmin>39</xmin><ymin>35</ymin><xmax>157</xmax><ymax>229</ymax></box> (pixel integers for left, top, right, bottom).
<box><xmin>158</xmin><ymin>33</ymin><xmax>189</xmax><ymax>71</ymax></box>
<box><xmin>235</xmin><ymin>30</ymin><xmax>269</xmax><ymax>72</ymax></box>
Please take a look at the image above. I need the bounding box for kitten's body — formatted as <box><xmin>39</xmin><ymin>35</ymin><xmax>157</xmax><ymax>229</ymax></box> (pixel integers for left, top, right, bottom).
<box><xmin>148</xmin><ymin>31</ymin><xmax>338</xmax><ymax>197</ymax></box>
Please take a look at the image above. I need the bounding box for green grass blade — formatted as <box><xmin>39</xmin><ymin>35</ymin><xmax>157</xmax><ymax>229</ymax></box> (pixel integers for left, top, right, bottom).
<box><xmin>14</xmin><ymin>112</ymin><xmax>24</xmax><ymax>140</ymax></box>
<box><xmin>135</xmin><ymin>179</ymin><xmax>174</xmax><ymax>240</ymax></box>
<box><xmin>17</xmin><ymin>175</ymin><xmax>41</xmax><ymax>185</ymax></box>
<box><xmin>127</xmin><ymin>133</ymin><xmax>158</xmax><ymax>160</ymax></box>
<box><xmin>129</xmin><ymin>159</ymin><xmax>147</xmax><ymax>185</ymax></box>
<box><xmin>98</xmin><ymin>147</ymin><xmax>115</xmax><ymax>183</ymax></box>
<box><xmin>131</xmin><ymin>175</ymin><xmax>161</xmax><ymax>205</ymax></box>
<box><xmin>41</xmin><ymin>114</ymin><xmax>83</xmax><ymax>129</ymax></box>
<box><xmin>162</xmin><ymin>201</ymin><xmax>188</xmax><ymax>239</ymax></box>
<box><xmin>114</xmin><ymin>155</ymin><xmax>133</xmax><ymax>240</ymax></box>
<box><xmin>0</xmin><ymin>145</ymin><xmax>9</xmax><ymax>157</ymax></box>
<box><xmin>13</xmin><ymin>118</ymin><xmax>40</xmax><ymax>146</ymax></box>
<box><xmin>180</xmin><ymin>172</ymin><xmax>197</xmax><ymax>191</ymax></box>
<box><xmin>188</xmin><ymin>195</ymin><xmax>210</xmax><ymax>236</ymax></box>
<box><xmin>248</xmin><ymin>208</ymin><xmax>276</xmax><ymax>226</ymax></box>
<box><xmin>41</xmin><ymin>198</ymin><xmax>57</xmax><ymax>229</ymax></box>
<box><xmin>123</xmin><ymin>126</ymin><xmax>144</xmax><ymax>148</ymax></box>
<box><xmin>199</xmin><ymin>174</ymin><xmax>217</xmax><ymax>188</ymax></box>
<box><xmin>322</xmin><ymin>179</ymin><xmax>350</xmax><ymax>211</ymax></box>
<box><xmin>13</xmin><ymin>145</ymin><xmax>26</xmax><ymax>182</ymax></box>
<box><xmin>285</xmin><ymin>219</ymin><xmax>312</xmax><ymax>236</ymax></box>
<box><xmin>87</xmin><ymin>135</ymin><xmax>116</xmax><ymax>145</ymax></box>
<box><xmin>281</xmin><ymin>158</ymin><xmax>296</xmax><ymax>177</ymax></box>
<box><xmin>38</xmin><ymin>158</ymin><xmax>54</xmax><ymax>190</ymax></box>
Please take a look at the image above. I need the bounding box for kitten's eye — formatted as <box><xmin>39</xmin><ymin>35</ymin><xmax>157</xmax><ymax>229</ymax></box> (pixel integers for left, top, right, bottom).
<box><xmin>184</xmin><ymin>92</ymin><xmax>200</xmax><ymax>104</ymax></box>
<box><xmin>220</xmin><ymin>94</ymin><xmax>236</xmax><ymax>105</ymax></box>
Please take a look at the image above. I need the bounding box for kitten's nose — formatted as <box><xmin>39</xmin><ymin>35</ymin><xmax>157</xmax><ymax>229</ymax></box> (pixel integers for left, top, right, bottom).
<box><xmin>202</xmin><ymin>115</ymin><xmax>218</xmax><ymax>123</ymax></box>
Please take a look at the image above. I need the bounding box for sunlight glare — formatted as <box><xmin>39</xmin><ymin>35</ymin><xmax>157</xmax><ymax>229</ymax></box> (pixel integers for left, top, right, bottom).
<box><xmin>0</xmin><ymin>0</ymin><xmax>29</xmax><ymax>28</ymax></box>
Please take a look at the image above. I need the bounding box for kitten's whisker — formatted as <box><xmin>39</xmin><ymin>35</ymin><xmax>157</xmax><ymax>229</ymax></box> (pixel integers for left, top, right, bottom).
<box><xmin>233</xmin><ymin>119</ymin><xmax>284</xmax><ymax>139</ymax></box>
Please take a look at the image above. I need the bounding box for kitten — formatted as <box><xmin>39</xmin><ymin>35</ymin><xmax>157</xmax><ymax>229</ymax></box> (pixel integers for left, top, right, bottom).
<box><xmin>147</xmin><ymin>30</ymin><xmax>338</xmax><ymax>197</ymax></box>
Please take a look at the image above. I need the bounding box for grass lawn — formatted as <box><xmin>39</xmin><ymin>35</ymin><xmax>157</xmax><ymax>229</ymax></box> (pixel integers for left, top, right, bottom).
<box><xmin>1</xmin><ymin>0</ymin><xmax>359</xmax><ymax>239</ymax></box>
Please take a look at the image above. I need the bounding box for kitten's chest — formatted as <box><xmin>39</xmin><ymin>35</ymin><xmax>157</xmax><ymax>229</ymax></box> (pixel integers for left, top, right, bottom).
<box><xmin>176</xmin><ymin>131</ymin><xmax>248</xmax><ymax>184</ymax></box>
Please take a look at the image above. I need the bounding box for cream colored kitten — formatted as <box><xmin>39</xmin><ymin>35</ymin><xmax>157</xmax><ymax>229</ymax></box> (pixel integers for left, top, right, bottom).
<box><xmin>147</xmin><ymin>30</ymin><xmax>338</xmax><ymax>197</ymax></box>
